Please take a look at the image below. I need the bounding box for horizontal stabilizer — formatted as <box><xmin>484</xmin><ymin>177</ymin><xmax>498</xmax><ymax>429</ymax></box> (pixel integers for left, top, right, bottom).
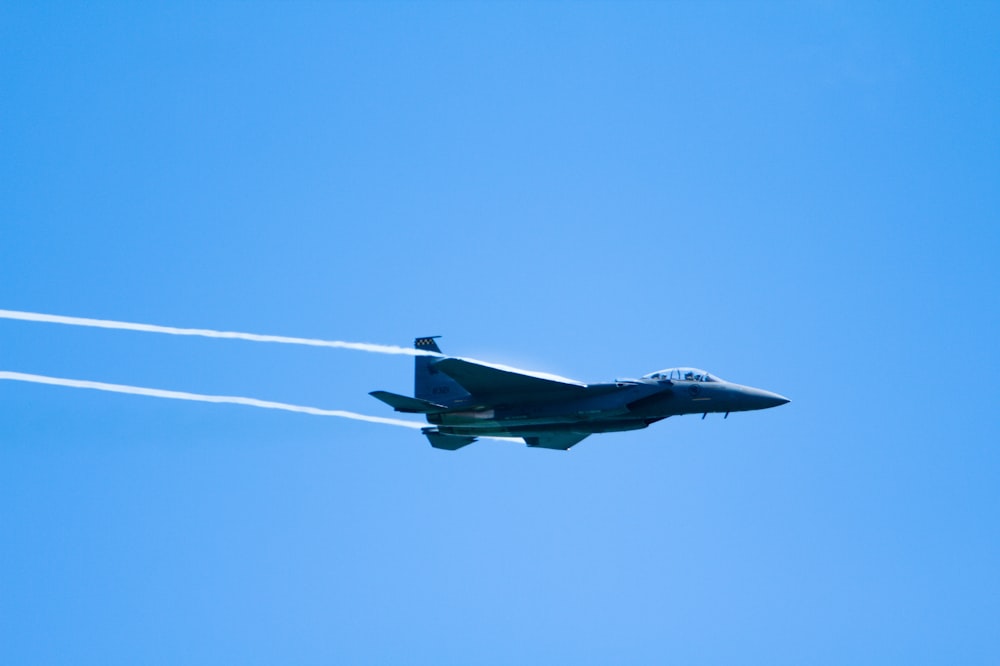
<box><xmin>523</xmin><ymin>432</ymin><xmax>590</xmax><ymax>450</ymax></box>
<box><xmin>423</xmin><ymin>428</ymin><xmax>477</xmax><ymax>451</ymax></box>
<box><xmin>369</xmin><ymin>390</ymin><xmax>448</xmax><ymax>414</ymax></box>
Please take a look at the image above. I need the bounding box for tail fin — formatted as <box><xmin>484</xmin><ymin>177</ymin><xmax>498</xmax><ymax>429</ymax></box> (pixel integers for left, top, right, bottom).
<box><xmin>414</xmin><ymin>336</ymin><xmax>471</xmax><ymax>406</ymax></box>
<box><xmin>415</xmin><ymin>336</ymin><xmax>442</xmax><ymax>354</ymax></box>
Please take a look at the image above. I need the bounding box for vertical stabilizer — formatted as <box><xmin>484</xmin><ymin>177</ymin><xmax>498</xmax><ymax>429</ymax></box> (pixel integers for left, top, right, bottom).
<box><xmin>415</xmin><ymin>336</ymin><xmax>442</xmax><ymax>354</ymax></box>
<box><xmin>414</xmin><ymin>336</ymin><xmax>471</xmax><ymax>406</ymax></box>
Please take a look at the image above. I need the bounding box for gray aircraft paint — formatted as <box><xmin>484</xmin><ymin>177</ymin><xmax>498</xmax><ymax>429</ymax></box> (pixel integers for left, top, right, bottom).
<box><xmin>371</xmin><ymin>338</ymin><xmax>789</xmax><ymax>451</ymax></box>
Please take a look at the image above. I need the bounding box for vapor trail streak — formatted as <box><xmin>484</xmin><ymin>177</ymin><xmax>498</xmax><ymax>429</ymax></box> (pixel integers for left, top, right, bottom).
<box><xmin>0</xmin><ymin>308</ymin><xmax>583</xmax><ymax>386</ymax></box>
<box><xmin>0</xmin><ymin>371</ymin><xmax>426</xmax><ymax>430</ymax></box>
<box><xmin>0</xmin><ymin>309</ymin><xmax>435</xmax><ymax>357</ymax></box>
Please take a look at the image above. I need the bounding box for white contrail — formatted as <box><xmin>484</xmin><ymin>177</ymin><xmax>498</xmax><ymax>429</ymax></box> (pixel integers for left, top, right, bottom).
<box><xmin>0</xmin><ymin>309</ymin><xmax>436</xmax><ymax>357</ymax></box>
<box><xmin>0</xmin><ymin>371</ymin><xmax>426</xmax><ymax>430</ymax></box>
<box><xmin>0</xmin><ymin>308</ymin><xmax>586</xmax><ymax>384</ymax></box>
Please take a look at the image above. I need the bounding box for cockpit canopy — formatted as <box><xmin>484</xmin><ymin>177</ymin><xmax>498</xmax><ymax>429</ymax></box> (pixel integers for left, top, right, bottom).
<box><xmin>643</xmin><ymin>367</ymin><xmax>722</xmax><ymax>383</ymax></box>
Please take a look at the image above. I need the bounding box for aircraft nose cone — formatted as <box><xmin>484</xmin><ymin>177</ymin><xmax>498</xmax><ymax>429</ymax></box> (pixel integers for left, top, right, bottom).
<box><xmin>741</xmin><ymin>387</ymin><xmax>790</xmax><ymax>410</ymax></box>
<box><xmin>760</xmin><ymin>390</ymin><xmax>790</xmax><ymax>408</ymax></box>
<box><xmin>768</xmin><ymin>392</ymin><xmax>791</xmax><ymax>407</ymax></box>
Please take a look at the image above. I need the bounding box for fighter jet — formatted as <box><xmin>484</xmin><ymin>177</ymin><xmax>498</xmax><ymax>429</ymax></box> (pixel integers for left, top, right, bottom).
<box><xmin>370</xmin><ymin>337</ymin><xmax>789</xmax><ymax>451</ymax></box>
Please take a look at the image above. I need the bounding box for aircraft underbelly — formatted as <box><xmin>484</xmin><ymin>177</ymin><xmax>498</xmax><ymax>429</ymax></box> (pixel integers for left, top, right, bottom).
<box><xmin>431</xmin><ymin>405</ymin><xmax>631</xmax><ymax>429</ymax></box>
<box><xmin>435</xmin><ymin>418</ymin><xmax>651</xmax><ymax>438</ymax></box>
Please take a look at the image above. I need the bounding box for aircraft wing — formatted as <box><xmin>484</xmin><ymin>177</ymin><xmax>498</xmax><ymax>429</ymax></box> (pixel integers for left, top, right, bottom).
<box><xmin>524</xmin><ymin>432</ymin><xmax>590</xmax><ymax>450</ymax></box>
<box><xmin>432</xmin><ymin>357</ymin><xmax>588</xmax><ymax>401</ymax></box>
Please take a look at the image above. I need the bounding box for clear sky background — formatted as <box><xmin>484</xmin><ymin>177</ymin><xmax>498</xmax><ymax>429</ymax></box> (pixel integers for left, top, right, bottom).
<box><xmin>2</xmin><ymin>2</ymin><xmax>998</xmax><ymax>664</ymax></box>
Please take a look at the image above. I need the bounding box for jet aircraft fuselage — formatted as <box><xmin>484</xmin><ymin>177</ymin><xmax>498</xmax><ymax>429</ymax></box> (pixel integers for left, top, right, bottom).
<box><xmin>370</xmin><ymin>337</ymin><xmax>789</xmax><ymax>450</ymax></box>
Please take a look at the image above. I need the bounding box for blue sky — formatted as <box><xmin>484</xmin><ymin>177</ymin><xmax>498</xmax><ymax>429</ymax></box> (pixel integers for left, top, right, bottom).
<box><xmin>2</xmin><ymin>2</ymin><xmax>998</xmax><ymax>664</ymax></box>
